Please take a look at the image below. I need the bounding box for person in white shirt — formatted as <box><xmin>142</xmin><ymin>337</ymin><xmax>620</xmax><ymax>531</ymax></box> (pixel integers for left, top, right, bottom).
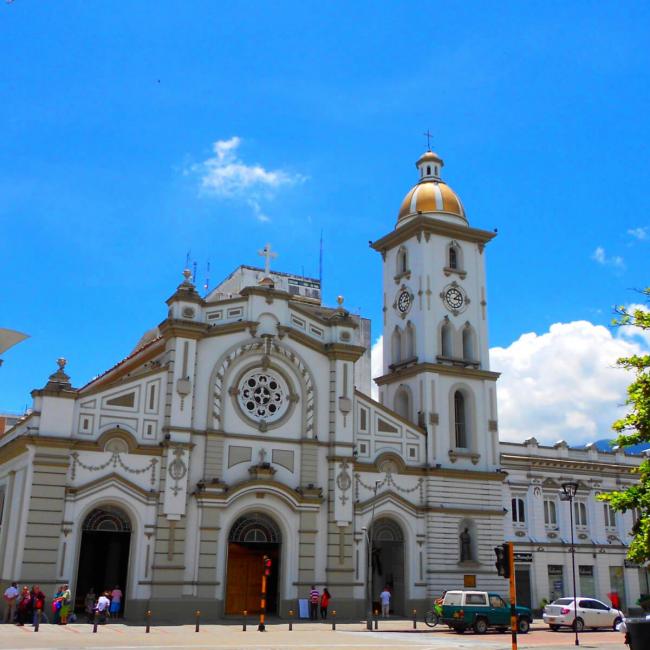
<box><xmin>3</xmin><ymin>582</ymin><xmax>19</xmax><ymax>623</ymax></box>
<box><xmin>96</xmin><ymin>592</ymin><xmax>110</xmax><ymax>624</ymax></box>
<box><xmin>379</xmin><ymin>586</ymin><xmax>391</xmax><ymax>618</ymax></box>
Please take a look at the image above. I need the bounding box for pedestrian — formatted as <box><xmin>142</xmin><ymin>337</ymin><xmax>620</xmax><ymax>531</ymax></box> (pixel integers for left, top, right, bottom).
<box><xmin>320</xmin><ymin>588</ymin><xmax>331</xmax><ymax>619</ymax></box>
<box><xmin>379</xmin><ymin>586</ymin><xmax>391</xmax><ymax>618</ymax></box>
<box><xmin>59</xmin><ymin>583</ymin><xmax>72</xmax><ymax>625</ymax></box>
<box><xmin>15</xmin><ymin>586</ymin><xmax>31</xmax><ymax>626</ymax></box>
<box><xmin>30</xmin><ymin>585</ymin><xmax>46</xmax><ymax>627</ymax></box>
<box><xmin>84</xmin><ymin>588</ymin><xmax>96</xmax><ymax>623</ymax></box>
<box><xmin>3</xmin><ymin>581</ymin><xmax>18</xmax><ymax>623</ymax></box>
<box><xmin>309</xmin><ymin>585</ymin><xmax>319</xmax><ymax>621</ymax></box>
<box><xmin>95</xmin><ymin>591</ymin><xmax>110</xmax><ymax>624</ymax></box>
<box><xmin>110</xmin><ymin>585</ymin><xmax>123</xmax><ymax>619</ymax></box>
<box><xmin>51</xmin><ymin>586</ymin><xmax>63</xmax><ymax>625</ymax></box>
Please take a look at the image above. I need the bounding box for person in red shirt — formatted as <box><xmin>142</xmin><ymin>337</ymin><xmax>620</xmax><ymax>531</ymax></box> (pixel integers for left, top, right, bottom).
<box><xmin>320</xmin><ymin>588</ymin><xmax>331</xmax><ymax>619</ymax></box>
<box><xmin>31</xmin><ymin>586</ymin><xmax>46</xmax><ymax>626</ymax></box>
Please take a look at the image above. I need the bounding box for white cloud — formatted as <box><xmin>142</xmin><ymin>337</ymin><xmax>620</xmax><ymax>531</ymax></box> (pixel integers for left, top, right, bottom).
<box><xmin>369</xmin><ymin>318</ymin><xmax>649</xmax><ymax>446</ymax></box>
<box><xmin>491</xmin><ymin>320</ymin><xmax>648</xmax><ymax>445</ymax></box>
<box><xmin>627</xmin><ymin>226</ymin><xmax>648</xmax><ymax>241</ymax></box>
<box><xmin>591</xmin><ymin>246</ymin><xmax>625</xmax><ymax>270</ymax></box>
<box><xmin>189</xmin><ymin>137</ymin><xmax>306</xmax><ymax>222</ymax></box>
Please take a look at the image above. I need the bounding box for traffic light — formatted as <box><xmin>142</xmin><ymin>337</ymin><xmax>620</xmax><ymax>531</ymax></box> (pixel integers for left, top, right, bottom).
<box><xmin>264</xmin><ymin>556</ymin><xmax>272</xmax><ymax>576</ymax></box>
<box><xmin>493</xmin><ymin>543</ymin><xmax>511</xmax><ymax>579</ymax></box>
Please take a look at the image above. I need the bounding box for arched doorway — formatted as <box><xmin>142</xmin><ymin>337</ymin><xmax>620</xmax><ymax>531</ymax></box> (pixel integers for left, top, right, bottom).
<box><xmin>224</xmin><ymin>512</ymin><xmax>281</xmax><ymax>615</ymax></box>
<box><xmin>75</xmin><ymin>506</ymin><xmax>131</xmax><ymax>613</ymax></box>
<box><xmin>370</xmin><ymin>518</ymin><xmax>405</xmax><ymax>615</ymax></box>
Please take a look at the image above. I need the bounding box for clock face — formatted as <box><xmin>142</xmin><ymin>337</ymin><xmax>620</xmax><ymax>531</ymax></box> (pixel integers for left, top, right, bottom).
<box><xmin>445</xmin><ymin>287</ymin><xmax>464</xmax><ymax>310</ymax></box>
<box><xmin>397</xmin><ymin>290</ymin><xmax>411</xmax><ymax>313</ymax></box>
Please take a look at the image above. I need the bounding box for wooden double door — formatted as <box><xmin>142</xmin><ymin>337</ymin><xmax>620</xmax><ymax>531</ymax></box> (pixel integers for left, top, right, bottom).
<box><xmin>224</xmin><ymin>542</ymin><xmax>280</xmax><ymax>615</ymax></box>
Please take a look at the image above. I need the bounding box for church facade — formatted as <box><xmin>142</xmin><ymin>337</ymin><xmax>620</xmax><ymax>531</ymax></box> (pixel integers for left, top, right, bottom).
<box><xmin>0</xmin><ymin>150</ymin><xmax>644</xmax><ymax>621</ymax></box>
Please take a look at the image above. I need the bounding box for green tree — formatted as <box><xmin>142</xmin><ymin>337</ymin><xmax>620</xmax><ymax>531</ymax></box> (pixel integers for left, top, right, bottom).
<box><xmin>598</xmin><ymin>288</ymin><xmax>650</xmax><ymax>563</ymax></box>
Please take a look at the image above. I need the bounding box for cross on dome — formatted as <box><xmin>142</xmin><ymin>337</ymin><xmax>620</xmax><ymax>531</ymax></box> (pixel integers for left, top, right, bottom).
<box><xmin>423</xmin><ymin>129</ymin><xmax>434</xmax><ymax>151</ymax></box>
<box><xmin>258</xmin><ymin>243</ymin><xmax>278</xmax><ymax>277</ymax></box>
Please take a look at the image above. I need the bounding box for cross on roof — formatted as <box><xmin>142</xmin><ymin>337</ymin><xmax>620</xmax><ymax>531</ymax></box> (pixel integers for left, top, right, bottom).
<box><xmin>423</xmin><ymin>129</ymin><xmax>433</xmax><ymax>151</ymax></box>
<box><xmin>258</xmin><ymin>243</ymin><xmax>278</xmax><ymax>277</ymax></box>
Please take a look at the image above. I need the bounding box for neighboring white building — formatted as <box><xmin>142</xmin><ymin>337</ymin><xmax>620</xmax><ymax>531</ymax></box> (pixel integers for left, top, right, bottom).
<box><xmin>0</xmin><ymin>150</ymin><xmax>644</xmax><ymax>621</ymax></box>
<box><xmin>501</xmin><ymin>439</ymin><xmax>646</xmax><ymax>611</ymax></box>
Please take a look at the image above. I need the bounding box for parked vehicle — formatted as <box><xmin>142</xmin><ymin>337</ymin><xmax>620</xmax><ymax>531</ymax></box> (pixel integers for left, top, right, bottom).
<box><xmin>441</xmin><ymin>590</ymin><xmax>532</xmax><ymax>634</ymax></box>
<box><xmin>542</xmin><ymin>597</ymin><xmax>623</xmax><ymax>632</ymax></box>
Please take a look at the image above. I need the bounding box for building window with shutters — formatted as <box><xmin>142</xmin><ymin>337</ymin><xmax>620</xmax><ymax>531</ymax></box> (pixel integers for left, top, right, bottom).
<box><xmin>512</xmin><ymin>497</ymin><xmax>526</xmax><ymax>526</ymax></box>
<box><xmin>604</xmin><ymin>503</ymin><xmax>617</xmax><ymax>530</ymax></box>
<box><xmin>544</xmin><ymin>499</ymin><xmax>558</xmax><ymax>529</ymax></box>
<box><xmin>574</xmin><ymin>501</ymin><xmax>588</xmax><ymax>528</ymax></box>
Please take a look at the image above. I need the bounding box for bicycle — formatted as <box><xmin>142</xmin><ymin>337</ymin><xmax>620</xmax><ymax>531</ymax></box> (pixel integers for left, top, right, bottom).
<box><xmin>424</xmin><ymin>609</ymin><xmax>440</xmax><ymax>627</ymax></box>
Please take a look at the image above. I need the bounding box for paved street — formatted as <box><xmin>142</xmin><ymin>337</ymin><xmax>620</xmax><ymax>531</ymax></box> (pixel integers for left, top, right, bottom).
<box><xmin>0</xmin><ymin>620</ymin><xmax>627</xmax><ymax>650</ymax></box>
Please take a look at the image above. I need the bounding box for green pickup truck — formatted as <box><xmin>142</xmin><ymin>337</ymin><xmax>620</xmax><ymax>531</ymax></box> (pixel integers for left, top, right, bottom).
<box><xmin>441</xmin><ymin>590</ymin><xmax>532</xmax><ymax>634</ymax></box>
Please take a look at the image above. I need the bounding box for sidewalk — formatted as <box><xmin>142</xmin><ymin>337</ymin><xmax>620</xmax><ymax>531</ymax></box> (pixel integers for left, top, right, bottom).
<box><xmin>0</xmin><ymin>620</ymin><xmax>627</xmax><ymax>650</ymax></box>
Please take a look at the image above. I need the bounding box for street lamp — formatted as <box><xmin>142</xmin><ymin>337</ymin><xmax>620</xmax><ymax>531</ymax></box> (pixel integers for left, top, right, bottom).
<box><xmin>560</xmin><ymin>481</ymin><xmax>579</xmax><ymax>647</ymax></box>
<box><xmin>362</xmin><ymin>480</ymin><xmax>382</xmax><ymax>630</ymax></box>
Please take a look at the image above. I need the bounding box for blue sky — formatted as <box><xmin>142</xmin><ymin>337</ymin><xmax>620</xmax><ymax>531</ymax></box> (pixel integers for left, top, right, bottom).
<box><xmin>2</xmin><ymin>2</ymin><xmax>649</xmax><ymax>442</ymax></box>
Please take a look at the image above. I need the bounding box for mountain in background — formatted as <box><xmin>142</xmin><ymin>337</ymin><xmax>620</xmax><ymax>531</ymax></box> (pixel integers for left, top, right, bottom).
<box><xmin>585</xmin><ymin>439</ymin><xmax>650</xmax><ymax>455</ymax></box>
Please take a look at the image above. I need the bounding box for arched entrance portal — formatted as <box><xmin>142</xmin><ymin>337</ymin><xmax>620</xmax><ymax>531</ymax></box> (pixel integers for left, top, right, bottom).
<box><xmin>225</xmin><ymin>512</ymin><xmax>281</xmax><ymax>615</ymax></box>
<box><xmin>370</xmin><ymin>518</ymin><xmax>405</xmax><ymax>615</ymax></box>
<box><xmin>75</xmin><ymin>506</ymin><xmax>131</xmax><ymax>613</ymax></box>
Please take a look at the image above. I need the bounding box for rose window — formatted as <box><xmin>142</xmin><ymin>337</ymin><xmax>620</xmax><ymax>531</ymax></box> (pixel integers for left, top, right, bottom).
<box><xmin>237</xmin><ymin>371</ymin><xmax>289</xmax><ymax>423</ymax></box>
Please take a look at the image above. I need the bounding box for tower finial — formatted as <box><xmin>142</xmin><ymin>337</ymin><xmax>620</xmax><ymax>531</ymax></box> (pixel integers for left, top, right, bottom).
<box><xmin>423</xmin><ymin>129</ymin><xmax>433</xmax><ymax>151</ymax></box>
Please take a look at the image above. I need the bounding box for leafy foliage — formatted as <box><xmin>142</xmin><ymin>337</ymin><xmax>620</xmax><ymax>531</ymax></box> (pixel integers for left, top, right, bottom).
<box><xmin>598</xmin><ymin>288</ymin><xmax>650</xmax><ymax>563</ymax></box>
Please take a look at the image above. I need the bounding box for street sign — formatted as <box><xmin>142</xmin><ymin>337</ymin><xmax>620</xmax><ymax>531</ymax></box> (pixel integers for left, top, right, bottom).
<box><xmin>514</xmin><ymin>552</ymin><xmax>533</xmax><ymax>563</ymax></box>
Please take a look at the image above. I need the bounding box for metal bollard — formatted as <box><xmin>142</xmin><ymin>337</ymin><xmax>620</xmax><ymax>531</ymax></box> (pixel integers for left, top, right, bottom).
<box><xmin>412</xmin><ymin>608</ymin><xmax>417</xmax><ymax>629</ymax></box>
<box><xmin>93</xmin><ymin>610</ymin><xmax>99</xmax><ymax>633</ymax></box>
<box><xmin>195</xmin><ymin>609</ymin><xmax>201</xmax><ymax>632</ymax></box>
<box><xmin>288</xmin><ymin>609</ymin><xmax>294</xmax><ymax>631</ymax></box>
<box><xmin>242</xmin><ymin>609</ymin><xmax>247</xmax><ymax>631</ymax></box>
<box><xmin>145</xmin><ymin>610</ymin><xmax>151</xmax><ymax>633</ymax></box>
<box><xmin>331</xmin><ymin>610</ymin><xmax>336</xmax><ymax>631</ymax></box>
<box><xmin>374</xmin><ymin>610</ymin><xmax>379</xmax><ymax>630</ymax></box>
<box><xmin>34</xmin><ymin>609</ymin><xmax>41</xmax><ymax>632</ymax></box>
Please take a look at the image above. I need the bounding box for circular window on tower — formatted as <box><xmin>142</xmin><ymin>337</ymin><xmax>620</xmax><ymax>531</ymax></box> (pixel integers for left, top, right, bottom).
<box><xmin>236</xmin><ymin>369</ymin><xmax>291</xmax><ymax>425</ymax></box>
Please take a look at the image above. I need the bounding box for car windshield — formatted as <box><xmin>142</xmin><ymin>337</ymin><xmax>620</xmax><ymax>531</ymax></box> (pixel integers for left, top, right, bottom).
<box><xmin>552</xmin><ymin>598</ymin><xmax>574</xmax><ymax>605</ymax></box>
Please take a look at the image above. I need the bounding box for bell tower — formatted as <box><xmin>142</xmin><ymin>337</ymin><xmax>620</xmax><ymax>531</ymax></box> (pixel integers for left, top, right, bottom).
<box><xmin>371</xmin><ymin>149</ymin><xmax>500</xmax><ymax>470</ymax></box>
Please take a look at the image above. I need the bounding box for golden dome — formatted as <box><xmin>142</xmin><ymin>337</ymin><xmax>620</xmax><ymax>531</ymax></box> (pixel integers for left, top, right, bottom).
<box><xmin>397</xmin><ymin>150</ymin><xmax>466</xmax><ymax>223</ymax></box>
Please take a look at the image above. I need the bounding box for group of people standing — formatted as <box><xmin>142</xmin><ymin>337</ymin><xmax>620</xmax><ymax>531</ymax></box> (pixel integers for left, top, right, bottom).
<box><xmin>3</xmin><ymin>582</ymin><xmax>123</xmax><ymax>625</ymax></box>
<box><xmin>3</xmin><ymin>582</ymin><xmax>70</xmax><ymax>626</ymax></box>
<box><xmin>84</xmin><ymin>586</ymin><xmax>123</xmax><ymax>622</ymax></box>
<box><xmin>308</xmin><ymin>585</ymin><xmax>332</xmax><ymax>620</ymax></box>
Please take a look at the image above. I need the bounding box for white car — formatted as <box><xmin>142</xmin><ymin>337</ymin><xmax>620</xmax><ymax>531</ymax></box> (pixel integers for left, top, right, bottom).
<box><xmin>543</xmin><ymin>597</ymin><xmax>623</xmax><ymax>632</ymax></box>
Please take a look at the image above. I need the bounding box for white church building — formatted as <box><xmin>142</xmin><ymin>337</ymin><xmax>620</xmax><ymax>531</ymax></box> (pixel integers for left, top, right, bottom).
<box><xmin>0</xmin><ymin>150</ymin><xmax>645</xmax><ymax>621</ymax></box>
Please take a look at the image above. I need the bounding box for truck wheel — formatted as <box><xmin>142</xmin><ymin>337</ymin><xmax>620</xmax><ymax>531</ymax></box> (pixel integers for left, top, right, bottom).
<box><xmin>517</xmin><ymin>618</ymin><xmax>530</xmax><ymax>634</ymax></box>
<box><xmin>473</xmin><ymin>618</ymin><xmax>488</xmax><ymax>634</ymax></box>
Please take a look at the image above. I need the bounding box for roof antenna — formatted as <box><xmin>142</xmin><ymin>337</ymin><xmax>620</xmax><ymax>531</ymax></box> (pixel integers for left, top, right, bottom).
<box><xmin>204</xmin><ymin>261</ymin><xmax>210</xmax><ymax>293</ymax></box>
<box><xmin>185</xmin><ymin>250</ymin><xmax>191</xmax><ymax>269</ymax></box>
<box><xmin>192</xmin><ymin>261</ymin><xmax>197</xmax><ymax>284</ymax></box>
<box><xmin>319</xmin><ymin>229</ymin><xmax>323</xmax><ymax>290</ymax></box>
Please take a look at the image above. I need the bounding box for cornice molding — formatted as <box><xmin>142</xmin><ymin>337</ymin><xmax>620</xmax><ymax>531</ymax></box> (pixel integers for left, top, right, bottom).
<box><xmin>374</xmin><ymin>361</ymin><xmax>500</xmax><ymax>386</ymax></box>
<box><xmin>371</xmin><ymin>215</ymin><xmax>496</xmax><ymax>253</ymax></box>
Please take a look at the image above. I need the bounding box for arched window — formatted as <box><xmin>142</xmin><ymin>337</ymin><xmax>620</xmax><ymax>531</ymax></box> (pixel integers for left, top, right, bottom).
<box><xmin>544</xmin><ymin>499</ymin><xmax>557</xmax><ymax>527</ymax></box>
<box><xmin>396</xmin><ymin>247</ymin><xmax>408</xmax><ymax>275</ymax></box>
<box><xmin>454</xmin><ymin>391</ymin><xmax>467</xmax><ymax>448</ymax></box>
<box><xmin>604</xmin><ymin>503</ymin><xmax>616</xmax><ymax>528</ymax></box>
<box><xmin>441</xmin><ymin>320</ymin><xmax>453</xmax><ymax>357</ymax></box>
<box><xmin>426</xmin><ymin>165</ymin><xmax>431</xmax><ymax>175</ymax></box>
<box><xmin>574</xmin><ymin>502</ymin><xmax>588</xmax><ymax>527</ymax></box>
<box><xmin>449</xmin><ymin>246</ymin><xmax>458</xmax><ymax>269</ymax></box>
<box><xmin>462</xmin><ymin>326</ymin><xmax>474</xmax><ymax>361</ymax></box>
<box><xmin>394</xmin><ymin>388</ymin><xmax>410</xmax><ymax>420</ymax></box>
<box><xmin>512</xmin><ymin>497</ymin><xmax>526</xmax><ymax>524</ymax></box>
<box><xmin>405</xmin><ymin>322</ymin><xmax>416</xmax><ymax>359</ymax></box>
<box><xmin>391</xmin><ymin>327</ymin><xmax>402</xmax><ymax>364</ymax></box>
